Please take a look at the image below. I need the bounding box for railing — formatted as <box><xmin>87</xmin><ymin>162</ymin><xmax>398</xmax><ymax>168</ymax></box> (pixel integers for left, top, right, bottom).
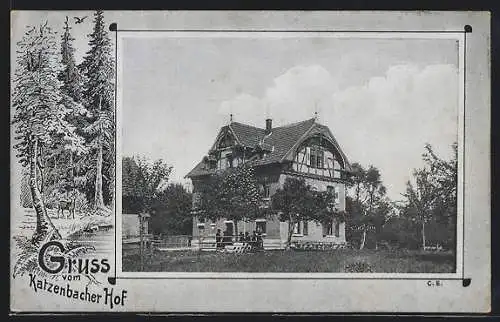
<box><xmin>123</xmin><ymin>233</ymin><xmax>153</xmax><ymax>243</ymax></box>
<box><xmin>152</xmin><ymin>235</ymin><xmax>192</xmax><ymax>249</ymax></box>
<box><xmin>198</xmin><ymin>234</ymin><xmax>264</xmax><ymax>250</ymax></box>
<box><xmin>285</xmin><ymin>168</ymin><xmax>350</xmax><ymax>181</ymax></box>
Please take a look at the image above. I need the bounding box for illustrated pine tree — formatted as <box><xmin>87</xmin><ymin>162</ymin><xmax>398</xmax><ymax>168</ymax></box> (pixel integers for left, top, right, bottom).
<box><xmin>12</xmin><ymin>22</ymin><xmax>86</xmax><ymax>244</ymax></box>
<box><xmin>41</xmin><ymin>16</ymin><xmax>90</xmax><ymax>216</ymax></box>
<box><xmin>79</xmin><ymin>10</ymin><xmax>115</xmax><ymax>213</ymax></box>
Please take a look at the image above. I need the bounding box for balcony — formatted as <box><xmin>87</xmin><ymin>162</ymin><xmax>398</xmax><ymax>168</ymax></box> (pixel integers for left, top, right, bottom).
<box><xmin>286</xmin><ymin>166</ymin><xmax>350</xmax><ymax>182</ymax></box>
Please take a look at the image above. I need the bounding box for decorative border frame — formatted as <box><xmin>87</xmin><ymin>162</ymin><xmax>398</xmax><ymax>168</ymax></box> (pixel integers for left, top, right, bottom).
<box><xmin>108</xmin><ymin>25</ymin><xmax>471</xmax><ymax>286</ymax></box>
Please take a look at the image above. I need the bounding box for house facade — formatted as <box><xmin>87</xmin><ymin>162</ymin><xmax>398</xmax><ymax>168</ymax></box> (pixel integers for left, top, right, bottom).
<box><xmin>185</xmin><ymin>117</ymin><xmax>351</xmax><ymax>249</ymax></box>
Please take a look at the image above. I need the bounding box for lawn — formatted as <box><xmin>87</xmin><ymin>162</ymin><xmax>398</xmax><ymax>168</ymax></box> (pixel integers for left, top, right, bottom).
<box><xmin>122</xmin><ymin>249</ymin><xmax>455</xmax><ymax>273</ymax></box>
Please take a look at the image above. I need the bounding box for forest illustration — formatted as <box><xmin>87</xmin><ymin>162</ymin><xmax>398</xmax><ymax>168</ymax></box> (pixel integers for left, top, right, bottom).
<box><xmin>12</xmin><ymin>11</ymin><xmax>115</xmax><ymax>281</ymax></box>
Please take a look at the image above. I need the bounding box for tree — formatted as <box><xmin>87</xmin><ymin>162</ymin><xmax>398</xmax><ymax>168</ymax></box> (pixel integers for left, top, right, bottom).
<box><xmin>218</xmin><ymin>165</ymin><xmax>262</xmax><ymax>235</ymax></box>
<box><xmin>12</xmin><ymin>22</ymin><xmax>86</xmax><ymax>244</ymax></box>
<box><xmin>121</xmin><ymin>156</ymin><xmax>173</xmax><ymax>213</ymax></box>
<box><xmin>403</xmin><ymin>168</ymin><xmax>436</xmax><ymax>250</ymax></box>
<box><xmin>197</xmin><ymin>165</ymin><xmax>262</xmax><ymax>236</ymax></box>
<box><xmin>270</xmin><ymin>177</ymin><xmax>317</xmax><ymax>248</ymax></box>
<box><xmin>345</xmin><ymin>163</ymin><xmax>389</xmax><ymax>249</ymax></box>
<box><xmin>403</xmin><ymin>143</ymin><xmax>457</xmax><ymax>250</ymax></box>
<box><xmin>150</xmin><ymin>183</ymin><xmax>193</xmax><ymax>236</ymax></box>
<box><xmin>122</xmin><ymin>156</ymin><xmax>143</xmax><ymax>213</ymax></box>
<box><xmin>195</xmin><ymin>173</ymin><xmax>224</xmax><ymax>221</ymax></box>
<box><xmin>379</xmin><ymin>213</ymin><xmax>420</xmax><ymax>250</ymax></box>
<box><xmin>423</xmin><ymin>142</ymin><xmax>457</xmax><ymax>228</ymax></box>
<box><xmin>47</xmin><ymin>16</ymin><xmax>89</xmax><ymax>210</ymax></box>
<box><xmin>79</xmin><ymin>10</ymin><xmax>115</xmax><ymax>211</ymax></box>
<box><xmin>59</xmin><ymin>16</ymin><xmax>84</xmax><ymax>106</ymax></box>
<box><xmin>312</xmin><ymin>189</ymin><xmax>347</xmax><ymax>236</ymax></box>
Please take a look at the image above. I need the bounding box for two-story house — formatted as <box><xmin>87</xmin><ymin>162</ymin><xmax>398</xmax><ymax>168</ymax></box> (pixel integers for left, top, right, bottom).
<box><xmin>185</xmin><ymin>117</ymin><xmax>351</xmax><ymax>249</ymax></box>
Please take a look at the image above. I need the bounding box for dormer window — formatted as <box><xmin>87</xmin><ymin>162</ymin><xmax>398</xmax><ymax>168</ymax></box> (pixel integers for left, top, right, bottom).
<box><xmin>217</xmin><ymin>149</ymin><xmax>233</xmax><ymax>170</ymax></box>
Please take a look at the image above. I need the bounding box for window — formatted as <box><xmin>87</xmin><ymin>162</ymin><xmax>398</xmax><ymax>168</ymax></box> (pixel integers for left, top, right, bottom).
<box><xmin>309</xmin><ymin>153</ymin><xmax>316</xmax><ymax>168</ymax></box>
<box><xmin>316</xmin><ymin>150</ymin><xmax>324</xmax><ymax>168</ymax></box>
<box><xmin>293</xmin><ymin>221</ymin><xmax>308</xmax><ymax>235</ymax></box>
<box><xmin>224</xmin><ymin>221</ymin><xmax>234</xmax><ymax>237</ymax></box>
<box><xmin>255</xmin><ymin>220</ymin><xmax>266</xmax><ymax>234</ymax></box>
<box><xmin>293</xmin><ymin>222</ymin><xmax>301</xmax><ymax>235</ymax></box>
<box><xmin>197</xmin><ymin>217</ymin><xmax>205</xmax><ymax>229</ymax></box>
<box><xmin>334</xmin><ymin>221</ymin><xmax>340</xmax><ymax>237</ymax></box>
<box><xmin>263</xmin><ymin>184</ymin><xmax>270</xmax><ymax>199</ymax></box>
<box><xmin>218</xmin><ymin>150</ymin><xmax>232</xmax><ymax>170</ymax></box>
<box><xmin>309</xmin><ymin>147</ymin><xmax>325</xmax><ymax>169</ymax></box>
<box><xmin>322</xmin><ymin>220</ymin><xmax>333</xmax><ymax>236</ymax></box>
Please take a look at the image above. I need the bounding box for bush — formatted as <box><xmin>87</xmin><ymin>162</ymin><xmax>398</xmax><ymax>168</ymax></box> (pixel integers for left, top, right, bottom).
<box><xmin>344</xmin><ymin>261</ymin><xmax>373</xmax><ymax>273</ymax></box>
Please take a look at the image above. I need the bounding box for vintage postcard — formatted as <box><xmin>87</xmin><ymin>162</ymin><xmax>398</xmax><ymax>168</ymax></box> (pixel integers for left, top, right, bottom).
<box><xmin>10</xmin><ymin>11</ymin><xmax>491</xmax><ymax>313</ymax></box>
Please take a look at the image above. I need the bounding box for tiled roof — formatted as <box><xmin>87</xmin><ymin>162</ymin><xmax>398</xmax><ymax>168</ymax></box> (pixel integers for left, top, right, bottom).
<box><xmin>185</xmin><ymin>118</ymin><xmax>350</xmax><ymax>178</ymax></box>
<box><xmin>228</xmin><ymin>122</ymin><xmax>266</xmax><ymax>147</ymax></box>
<box><xmin>185</xmin><ymin>159</ymin><xmax>216</xmax><ymax>178</ymax></box>
<box><xmin>251</xmin><ymin>118</ymin><xmax>316</xmax><ymax>165</ymax></box>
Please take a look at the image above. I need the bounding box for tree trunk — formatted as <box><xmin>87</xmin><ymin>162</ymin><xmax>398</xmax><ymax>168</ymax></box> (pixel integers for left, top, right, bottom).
<box><xmin>286</xmin><ymin>215</ymin><xmax>294</xmax><ymax>249</ymax></box>
<box><xmin>109</xmin><ymin>156</ymin><xmax>115</xmax><ymax>212</ymax></box>
<box><xmin>69</xmin><ymin>151</ymin><xmax>74</xmax><ymax>182</ymax></box>
<box><xmin>36</xmin><ymin>151</ymin><xmax>44</xmax><ymax>194</ymax></box>
<box><xmin>94</xmin><ymin>143</ymin><xmax>105</xmax><ymax>211</ymax></box>
<box><xmin>30</xmin><ymin>138</ymin><xmax>61</xmax><ymax>244</ymax></box>
<box><xmin>94</xmin><ymin>95</ymin><xmax>106</xmax><ymax>212</ymax></box>
<box><xmin>234</xmin><ymin>219</ymin><xmax>238</xmax><ymax>239</ymax></box>
<box><xmin>359</xmin><ymin>228</ymin><xmax>367</xmax><ymax>250</ymax></box>
<box><xmin>422</xmin><ymin>220</ymin><xmax>426</xmax><ymax>250</ymax></box>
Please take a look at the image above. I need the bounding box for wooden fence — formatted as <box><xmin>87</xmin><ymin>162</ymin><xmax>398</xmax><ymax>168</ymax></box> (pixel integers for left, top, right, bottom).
<box><xmin>152</xmin><ymin>235</ymin><xmax>192</xmax><ymax>250</ymax></box>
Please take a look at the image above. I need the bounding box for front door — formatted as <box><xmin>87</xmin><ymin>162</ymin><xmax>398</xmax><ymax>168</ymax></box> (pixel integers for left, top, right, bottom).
<box><xmin>225</xmin><ymin>222</ymin><xmax>234</xmax><ymax>237</ymax></box>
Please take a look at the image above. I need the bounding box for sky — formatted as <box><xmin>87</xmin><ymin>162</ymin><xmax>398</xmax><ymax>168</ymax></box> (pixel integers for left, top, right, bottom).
<box><xmin>10</xmin><ymin>11</ymin><xmax>460</xmax><ymax>201</ymax></box>
<box><xmin>120</xmin><ymin>35</ymin><xmax>459</xmax><ymax>201</ymax></box>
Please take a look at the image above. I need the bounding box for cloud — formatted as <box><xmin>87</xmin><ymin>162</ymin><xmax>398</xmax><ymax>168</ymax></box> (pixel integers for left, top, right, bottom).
<box><xmin>266</xmin><ymin>65</ymin><xmax>339</xmax><ymax>121</ymax></box>
<box><xmin>217</xmin><ymin>64</ymin><xmax>458</xmax><ymax>199</ymax></box>
<box><xmin>219</xmin><ymin>93</ymin><xmax>265</xmax><ymax>125</ymax></box>
<box><xmin>219</xmin><ymin>64</ymin><xmax>339</xmax><ymax>127</ymax></box>
<box><xmin>329</xmin><ymin>64</ymin><xmax>458</xmax><ymax>199</ymax></box>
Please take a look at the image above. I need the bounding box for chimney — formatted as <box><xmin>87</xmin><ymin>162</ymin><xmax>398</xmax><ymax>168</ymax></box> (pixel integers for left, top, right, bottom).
<box><xmin>265</xmin><ymin>118</ymin><xmax>272</xmax><ymax>135</ymax></box>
